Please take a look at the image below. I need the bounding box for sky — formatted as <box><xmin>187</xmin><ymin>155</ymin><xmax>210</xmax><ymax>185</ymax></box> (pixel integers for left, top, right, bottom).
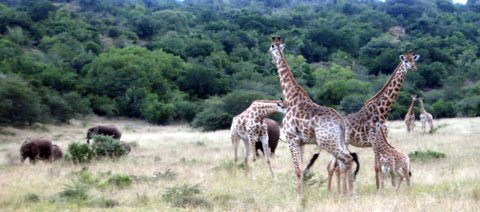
<box><xmin>452</xmin><ymin>0</ymin><xmax>467</xmax><ymax>4</ymax></box>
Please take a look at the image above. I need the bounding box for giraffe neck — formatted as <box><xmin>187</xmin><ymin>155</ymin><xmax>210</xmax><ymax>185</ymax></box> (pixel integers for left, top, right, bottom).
<box><xmin>275</xmin><ymin>55</ymin><xmax>311</xmax><ymax>105</ymax></box>
<box><xmin>248</xmin><ymin>101</ymin><xmax>281</xmax><ymax>120</ymax></box>
<box><xmin>364</xmin><ymin>62</ymin><xmax>407</xmax><ymax>119</ymax></box>
<box><xmin>372</xmin><ymin>128</ymin><xmax>394</xmax><ymax>152</ymax></box>
<box><xmin>419</xmin><ymin>100</ymin><xmax>427</xmax><ymax>114</ymax></box>
<box><xmin>407</xmin><ymin>99</ymin><xmax>415</xmax><ymax>115</ymax></box>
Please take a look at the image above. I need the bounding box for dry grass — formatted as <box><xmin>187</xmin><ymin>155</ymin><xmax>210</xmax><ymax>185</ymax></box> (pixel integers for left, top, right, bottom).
<box><xmin>1</xmin><ymin>116</ymin><xmax>480</xmax><ymax>211</ymax></box>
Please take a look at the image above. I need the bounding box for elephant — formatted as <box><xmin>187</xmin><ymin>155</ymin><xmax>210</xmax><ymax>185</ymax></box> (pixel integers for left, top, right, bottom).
<box><xmin>255</xmin><ymin>118</ymin><xmax>280</xmax><ymax>156</ymax></box>
<box><xmin>20</xmin><ymin>138</ymin><xmax>54</xmax><ymax>164</ymax></box>
<box><xmin>86</xmin><ymin>125</ymin><xmax>122</xmax><ymax>144</ymax></box>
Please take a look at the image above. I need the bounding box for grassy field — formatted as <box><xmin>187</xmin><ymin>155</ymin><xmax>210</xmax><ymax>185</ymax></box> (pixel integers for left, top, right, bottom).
<box><xmin>0</xmin><ymin>116</ymin><xmax>479</xmax><ymax>211</ymax></box>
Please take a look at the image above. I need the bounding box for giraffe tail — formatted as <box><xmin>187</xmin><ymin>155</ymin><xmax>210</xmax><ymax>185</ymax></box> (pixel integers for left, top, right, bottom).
<box><xmin>350</xmin><ymin>152</ymin><xmax>360</xmax><ymax>179</ymax></box>
<box><xmin>409</xmin><ymin>171</ymin><xmax>412</xmax><ymax>177</ymax></box>
<box><xmin>304</xmin><ymin>153</ymin><xmax>319</xmax><ymax>173</ymax></box>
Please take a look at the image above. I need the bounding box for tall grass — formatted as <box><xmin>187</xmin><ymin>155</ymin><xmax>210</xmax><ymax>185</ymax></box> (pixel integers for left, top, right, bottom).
<box><xmin>0</xmin><ymin>117</ymin><xmax>479</xmax><ymax>211</ymax></box>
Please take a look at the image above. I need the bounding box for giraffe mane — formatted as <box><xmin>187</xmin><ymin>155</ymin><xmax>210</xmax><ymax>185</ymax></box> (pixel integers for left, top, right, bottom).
<box><xmin>364</xmin><ymin>62</ymin><xmax>402</xmax><ymax>105</ymax></box>
<box><xmin>378</xmin><ymin>125</ymin><xmax>394</xmax><ymax>149</ymax></box>
<box><xmin>274</xmin><ymin>43</ymin><xmax>310</xmax><ymax>99</ymax></box>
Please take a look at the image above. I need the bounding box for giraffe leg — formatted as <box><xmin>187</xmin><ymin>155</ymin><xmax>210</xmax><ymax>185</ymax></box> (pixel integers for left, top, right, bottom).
<box><xmin>379</xmin><ymin>171</ymin><xmax>385</xmax><ymax>192</ymax></box>
<box><xmin>286</xmin><ymin>134</ymin><xmax>303</xmax><ymax>195</ymax></box>
<box><xmin>340</xmin><ymin>162</ymin><xmax>348</xmax><ymax>195</ymax></box>
<box><xmin>248</xmin><ymin>136</ymin><xmax>258</xmax><ymax>180</ymax></box>
<box><xmin>242</xmin><ymin>138</ymin><xmax>249</xmax><ymax>175</ymax></box>
<box><xmin>406</xmin><ymin>168</ymin><xmax>411</xmax><ymax>187</ymax></box>
<box><xmin>391</xmin><ymin>170</ymin><xmax>396</xmax><ymax>187</ymax></box>
<box><xmin>260</xmin><ymin>134</ymin><xmax>275</xmax><ymax>179</ymax></box>
<box><xmin>397</xmin><ymin>172</ymin><xmax>404</xmax><ymax>191</ymax></box>
<box><xmin>375</xmin><ymin>161</ymin><xmax>380</xmax><ymax>191</ymax></box>
<box><xmin>231</xmin><ymin>134</ymin><xmax>240</xmax><ymax>169</ymax></box>
<box><xmin>326</xmin><ymin>158</ymin><xmax>336</xmax><ymax>192</ymax></box>
<box><xmin>336</xmin><ymin>166</ymin><xmax>342</xmax><ymax>193</ymax></box>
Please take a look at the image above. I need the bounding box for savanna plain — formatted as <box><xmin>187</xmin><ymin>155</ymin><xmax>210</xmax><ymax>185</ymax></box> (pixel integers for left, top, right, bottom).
<box><xmin>0</xmin><ymin>116</ymin><xmax>479</xmax><ymax>211</ymax></box>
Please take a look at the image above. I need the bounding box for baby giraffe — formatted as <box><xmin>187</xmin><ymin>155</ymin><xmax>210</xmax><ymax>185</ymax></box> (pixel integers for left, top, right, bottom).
<box><xmin>230</xmin><ymin>100</ymin><xmax>286</xmax><ymax>179</ymax></box>
<box><xmin>418</xmin><ymin>97</ymin><xmax>434</xmax><ymax>133</ymax></box>
<box><xmin>372</xmin><ymin>122</ymin><xmax>411</xmax><ymax>191</ymax></box>
<box><xmin>404</xmin><ymin>95</ymin><xmax>417</xmax><ymax>133</ymax></box>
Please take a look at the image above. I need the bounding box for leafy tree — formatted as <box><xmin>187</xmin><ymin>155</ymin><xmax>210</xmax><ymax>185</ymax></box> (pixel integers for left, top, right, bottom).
<box><xmin>0</xmin><ymin>76</ymin><xmax>43</xmax><ymax>125</ymax></box>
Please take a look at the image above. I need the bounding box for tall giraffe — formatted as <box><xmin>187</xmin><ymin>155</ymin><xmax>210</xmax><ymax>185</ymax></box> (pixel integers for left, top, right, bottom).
<box><xmin>230</xmin><ymin>100</ymin><xmax>286</xmax><ymax>179</ymax></box>
<box><xmin>404</xmin><ymin>95</ymin><xmax>417</xmax><ymax>133</ymax></box>
<box><xmin>270</xmin><ymin>37</ymin><xmax>357</xmax><ymax>195</ymax></box>
<box><xmin>418</xmin><ymin>97</ymin><xmax>434</xmax><ymax>133</ymax></box>
<box><xmin>306</xmin><ymin>51</ymin><xmax>420</xmax><ymax>191</ymax></box>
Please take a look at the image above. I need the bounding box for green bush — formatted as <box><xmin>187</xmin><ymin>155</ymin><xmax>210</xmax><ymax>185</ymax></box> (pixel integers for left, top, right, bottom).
<box><xmin>408</xmin><ymin>150</ymin><xmax>446</xmax><ymax>161</ymax></box>
<box><xmin>91</xmin><ymin>135</ymin><xmax>128</xmax><ymax>158</ymax></box>
<box><xmin>66</xmin><ymin>142</ymin><xmax>94</xmax><ymax>164</ymax></box>
<box><xmin>106</xmin><ymin>174</ymin><xmax>132</xmax><ymax>188</ymax></box>
<box><xmin>0</xmin><ymin>76</ymin><xmax>44</xmax><ymax>125</ymax></box>
<box><xmin>192</xmin><ymin>91</ymin><xmax>272</xmax><ymax>131</ymax></box>
<box><xmin>24</xmin><ymin>193</ymin><xmax>40</xmax><ymax>203</ymax></box>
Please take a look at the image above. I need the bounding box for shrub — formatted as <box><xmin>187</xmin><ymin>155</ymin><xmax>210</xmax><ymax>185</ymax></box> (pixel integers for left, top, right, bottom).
<box><xmin>66</xmin><ymin>142</ymin><xmax>94</xmax><ymax>164</ymax></box>
<box><xmin>106</xmin><ymin>174</ymin><xmax>132</xmax><ymax>188</ymax></box>
<box><xmin>192</xmin><ymin>91</ymin><xmax>271</xmax><ymax>131</ymax></box>
<box><xmin>91</xmin><ymin>135</ymin><xmax>128</xmax><ymax>158</ymax></box>
<box><xmin>24</xmin><ymin>193</ymin><xmax>40</xmax><ymax>202</ymax></box>
<box><xmin>408</xmin><ymin>150</ymin><xmax>446</xmax><ymax>161</ymax></box>
<box><xmin>0</xmin><ymin>76</ymin><xmax>44</xmax><ymax>125</ymax></box>
<box><xmin>162</xmin><ymin>183</ymin><xmax>211</xmax><ymax>208</ymax></box>
<box><xmin>55</xmin><ymin>180</ymin><xmax>90</xmax><ymax>202</ymax></box>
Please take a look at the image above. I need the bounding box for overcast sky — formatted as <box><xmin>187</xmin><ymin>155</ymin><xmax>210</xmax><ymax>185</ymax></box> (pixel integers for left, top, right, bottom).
<box><xmin>453</xmin><ymin>0</ymin><xmax>467</xmax><ymax>4</ymax></box>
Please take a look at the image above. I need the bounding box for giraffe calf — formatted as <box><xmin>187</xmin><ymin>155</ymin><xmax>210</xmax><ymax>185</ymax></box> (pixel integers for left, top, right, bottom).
<box><xmin>372</xmin><ymin>122</ymin><xmax>411</xmax><ymax>191</ymax></box>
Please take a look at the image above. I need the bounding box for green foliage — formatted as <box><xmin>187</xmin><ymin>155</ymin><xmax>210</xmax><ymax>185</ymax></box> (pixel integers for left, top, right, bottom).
<box><xmin>105</xmin><ymin>174</ymin><xmax>132</xmax><ymax>189</ymax></box>
<box><xmin>91</xmin><ymin>135</ymin><xmax>128</xmax><ymax>158</ymax></box>
<box><xmin>0</xmin><ymin>76</ymin><xmax>43</xmax><ymax>125</ymax></box>
<box><xmin>162</xmin><ymin>183</ymin><xmax>211</xmax><ymax>208</ymax></box>
<box><xmin>66</xmin><ymin>142</ymin><xmax>94</xmax><ymax>164</ymax></box>
<box><xmin>193</xmin><ymin>91</ymin><xmax>272</xmax><ymax>131</ymax></box>
<box><xmin>408</xmin><ymin>150</ymin><xmax>447</xmax><ymax>161</ymax></box>
<box><xmin>24</xmin><ymin>193</ymin><xmax>40</xmax><ymax>203</ymax></box>
<box><xmin>432</xmin><ymin>99</ymin><xmax>456</xmax><ymax>118</ymax></box>
<box><xmin>0</xmin><ymin>0</ymin><xmax>480</xmax><ymax>124</ymax></box>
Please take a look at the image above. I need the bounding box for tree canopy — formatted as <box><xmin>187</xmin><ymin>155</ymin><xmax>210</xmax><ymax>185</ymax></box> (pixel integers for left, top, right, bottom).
<box><xmin>0</xmin><ymin>0</ymin><xmax>479</xmax><ymax>130</ymax></box>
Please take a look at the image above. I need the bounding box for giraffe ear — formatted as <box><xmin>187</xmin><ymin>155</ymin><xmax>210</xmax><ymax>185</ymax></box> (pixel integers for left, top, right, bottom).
<box><xmin>413</xmin><ymin>55</ymin><xmax>420</xmax><ymax>61</ymax></box>
<box><xmin>399</xmin><ymin>55</ymin><xmax>406</xmax><ymax>61</ymax></box>
<box><xmin>280</xmin><ymin>44</ymin><xmax>285</xmax><ymax>51</ymax></box>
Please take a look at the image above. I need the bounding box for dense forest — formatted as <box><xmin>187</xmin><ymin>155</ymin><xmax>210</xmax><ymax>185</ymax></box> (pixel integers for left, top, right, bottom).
<box><xmin>0</xmin><ymin>0</ymin><xmax>479</xmax><ymax>130</ymax></box>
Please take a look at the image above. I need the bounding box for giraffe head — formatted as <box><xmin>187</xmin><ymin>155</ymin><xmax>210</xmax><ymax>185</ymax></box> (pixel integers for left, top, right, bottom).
<box><xmin>275</xmin><ymin>99</ymin><xmax>287</xmax><ymax>114</ymax></box>
<box><xmin>411</xmin><ymin>94</ymin><xmax>417</xmax><ymax>101</ymax></box>
<box><xmin>399</xmin><ymin>50</ymin><xmax>420</xmax><ymax>71</ymax></box>
<box><xmin>270</xmin><ymin>36</ymin><xmax>285</xmax><ymax>64</ymax></box>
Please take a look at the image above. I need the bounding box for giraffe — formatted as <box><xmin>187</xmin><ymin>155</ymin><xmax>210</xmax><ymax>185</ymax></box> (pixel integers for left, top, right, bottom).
<box><xmin>270</xmin><ymin>36</ymin><xmax>357</xmax><ymax>196</ymax></box>
<box><xmin>418</xmin><ymin>97</ymin><xmax>434</xmax><ymax>133</ymax></box>
<box><xmin>306</xmin><ymin>50</ymin><xmax>420</xmax><ymax>192</ymax></box>
<box><xmin>371</xmin><ymin>122</ymin><xmax>411</xmax><ymax>191</ymax></box>
<box><xmin>404</xmin><ymin>95</ymin><xmax>417</xmax><ymax>133</ymax></box>
<box><xmin>230</xmin><ymin>100</ymin><xmax>286</xmax><ymax>179</ymax></box>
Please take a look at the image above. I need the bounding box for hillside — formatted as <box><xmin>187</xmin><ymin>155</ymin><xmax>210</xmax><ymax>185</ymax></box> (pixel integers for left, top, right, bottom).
<box><xmin>0</xmin><ymin>0</ymin><xmax>479</xmax><ymax>130</ymax></box>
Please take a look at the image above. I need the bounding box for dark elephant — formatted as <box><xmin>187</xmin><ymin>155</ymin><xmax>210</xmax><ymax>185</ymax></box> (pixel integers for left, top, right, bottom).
<box><xmin>20</xmin><ymin>138</ymin><xmax>53</xmax><ymax>164</ymax></box>
<box><xmin>52</xmin><ymin>144</ymin><xmax>63</xmax><ymax>160</ymax></box>
<box><xmin>86</xmin><ymin>125</ymin><xmax>122</xmax><ymax>144</ymax></box>
<box><xmin>255</xmin><ymin>118</ymin><xmax>280</xmax><ymax>156</ymax></box>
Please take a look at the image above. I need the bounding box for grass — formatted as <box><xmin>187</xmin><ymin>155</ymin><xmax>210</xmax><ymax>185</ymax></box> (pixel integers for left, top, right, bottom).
<box><xmin>0</xmin><ymin>116</ymin><xmax>480</xmax><ymax>211</ymax></box>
